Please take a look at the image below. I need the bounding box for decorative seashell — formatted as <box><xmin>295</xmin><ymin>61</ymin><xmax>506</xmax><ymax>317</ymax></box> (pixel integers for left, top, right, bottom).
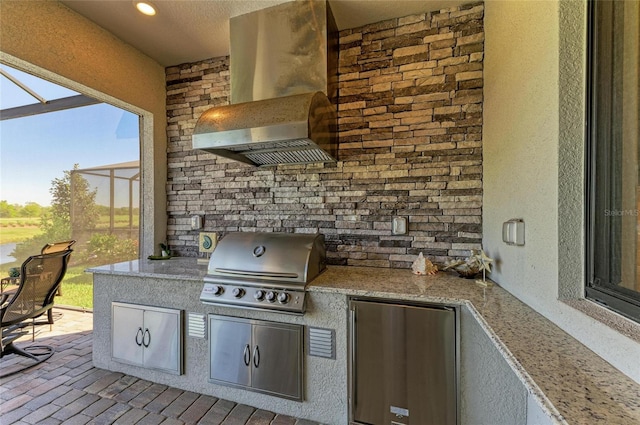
<box><xmin>443</xmin><ymin>249</ymin><xmax>493</xmax><ymax>280</ymax></box>
<box><xmin>412</xmin><ymin>252</ymin><xmax>438</xmax><ymax>275</ymax></box>
<box><xmin>412</xmin><ymin>252</ymin><xmax>427</xmax><ymax>275</ymax></box>
<box><xmin>455</xmin><ymin>263</ymin><xmax>480</xmax><ymax>278</ymax></box>
<box><xmin>442</xmin><ymin>259</ymin><xmax>464</xmax><ymax>271</ymax></box>
<box><xmin>425</xmin><ymin>259</ymin><xmax>438</xmax><ymax>275</ymax></box>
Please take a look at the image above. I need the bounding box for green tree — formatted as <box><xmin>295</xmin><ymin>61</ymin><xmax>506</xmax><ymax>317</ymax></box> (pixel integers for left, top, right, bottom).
<box><xmin>0</xmin><ymin>200</ymin><xmax>18</xmax><ymax>218</ymax></box>
<box><xmin>12</xmin><ymin>164</ymin><xmax>99</xmax><ymax>260</ymax></box>
<box><xmin>21</xmin><ymin>202</ymin><xmax>43</xmax><ymax>217</ymax></box>
<box><xmin>48</xmin><ymin>164</ymin><xmax>100</xmax><ymax>235</ymax></box>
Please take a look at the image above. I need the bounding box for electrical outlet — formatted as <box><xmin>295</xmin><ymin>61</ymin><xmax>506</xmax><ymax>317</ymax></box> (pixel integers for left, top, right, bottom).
<box><xmin>191</xmin><ymin>215</ymin><xmax>202</xmax><ymax>230</ymax></box>
<box><xmin>392</xmin><ymin>217</ymin><xmax>408</xmax><ymax>235</ymax></box>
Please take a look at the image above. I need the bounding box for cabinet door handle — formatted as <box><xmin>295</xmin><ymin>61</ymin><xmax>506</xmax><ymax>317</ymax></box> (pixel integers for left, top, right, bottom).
<box><xmin>349</xmin><ymin>307</ymin><xmax>357</xmax><ymax>409</ymax></box>
<box><xmin>243</xmin><ymin>344</ymin><xmax>251</xmax><ymax>366</ymax></box>
<box><xmin>142</xmin><ymin>328</ymin><xmax>151</xmax><ymax>348</ymax></box>
<box><xmin>253</xmin><ymin>345</ymin><xmax>260</xmax><ymax>368</ymax></box>
<box><xmin>135</xmin><ymin>327</ymin><xmax>143</xmax><ymax>346</ymax></box>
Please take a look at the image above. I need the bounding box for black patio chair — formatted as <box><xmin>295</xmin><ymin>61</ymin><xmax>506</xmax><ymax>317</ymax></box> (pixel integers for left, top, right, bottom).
<box><xmin>0</xmin><ymin>249</ymin><xmax>73</xmax><ymax>378</ymax></box>
<box><xmin>41</xmin><ymin>239</ymin><xmax>76</xmax><ymax>255</ymax></box>
<box><xmin>41</xmin><ymin>239</ymin><xmax>76</xmax><ymax>299</ymax></box>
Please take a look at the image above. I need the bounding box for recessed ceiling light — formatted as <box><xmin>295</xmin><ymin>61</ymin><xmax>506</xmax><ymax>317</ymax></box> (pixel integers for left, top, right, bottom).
<box><xmin>135</xmin><ymin>1</ymin><xmax>156</xmax><ymax>16</ymax></box>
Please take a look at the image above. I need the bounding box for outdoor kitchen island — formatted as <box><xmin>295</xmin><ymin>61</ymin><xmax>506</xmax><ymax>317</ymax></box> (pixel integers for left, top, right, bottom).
<box><xmin>90</xmin><ymin>257</ymin><xmax>640</xmax><ymax>425</ymax></box>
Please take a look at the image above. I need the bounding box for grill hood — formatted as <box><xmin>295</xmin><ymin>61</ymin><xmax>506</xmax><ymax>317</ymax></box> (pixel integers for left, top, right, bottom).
<box><xmin>206</xmin><ymin>231</ymin><xmax>327</xmax><ymax>285</ymax></box>
<box><xmin>192</xmin><ymin>0</ymin><xmax>339</xmax><ymax>167</ymax></box>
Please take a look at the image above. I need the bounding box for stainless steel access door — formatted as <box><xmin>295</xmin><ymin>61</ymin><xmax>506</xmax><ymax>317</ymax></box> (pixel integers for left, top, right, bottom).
<box><xmin>350</xmin><ymin>299</ymin><xmax>457</xmax><ymax>425</ymax></box>
<box><xmin>251</xmin><ymin>322</ymin><xmax>302</xmax><ymax>399</ymax></box>
<box><xmin>209</xmin><ymin>317</ymin><xmax>252</xmax><ymax>387</ymax></box>
<box><xmin>112</xmin><ymin>303</ymin><xmax>144</xmax><ymax>366</ymax></box>
<box><xmin>142</xmin><ymin>308</ymin><xmax>182</xmax><ymax>373</ymax></box>
<box><xmin>112</xmin><ymin>303</ymin><xmax>183</xmax><ymax>375</ymax></box>
<box><xmin>208</xmin><ymin>315</ymin><xmax>303</xmax><ymax>400</ymax></box>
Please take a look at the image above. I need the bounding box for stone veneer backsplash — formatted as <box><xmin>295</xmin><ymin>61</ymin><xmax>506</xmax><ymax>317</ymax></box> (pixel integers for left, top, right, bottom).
<box><xmin>165</xmin><ymin>2</ymin><xmax>484</xmax><ymax>268</ymax></box>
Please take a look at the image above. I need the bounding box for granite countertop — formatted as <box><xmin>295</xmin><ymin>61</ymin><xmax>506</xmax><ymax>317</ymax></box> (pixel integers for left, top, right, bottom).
<box><xmin>309</xmin><ymin>266</ymin><xmax>640</xmax><ymax>425</ymax></box>
<box><xmin>88</xmin><ymin>257</ymin><xmax>208</xmax><ymax>280</ymax></box>
<box><xmin>89</xmin><ymin>259</ymin><xmax>640</xmax><ymax>424</ymax></box>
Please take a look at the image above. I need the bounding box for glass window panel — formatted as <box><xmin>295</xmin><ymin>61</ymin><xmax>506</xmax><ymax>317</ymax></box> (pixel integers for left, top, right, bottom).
<box><xmin>587</xmin><ymin>0</ymin><xmax>640</xmax><ymax>322</ymax></box>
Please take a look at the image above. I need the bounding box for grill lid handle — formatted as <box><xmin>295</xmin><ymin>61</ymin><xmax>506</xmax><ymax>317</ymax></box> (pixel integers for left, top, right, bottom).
<box><xmin>214</xmin><ymin>268</ymin><xmax>299</xmax><ymax>279</ymax></box>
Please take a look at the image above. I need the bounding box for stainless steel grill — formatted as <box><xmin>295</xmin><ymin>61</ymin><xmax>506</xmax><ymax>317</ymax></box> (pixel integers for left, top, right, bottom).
<box><xmin>200</xmin><ymin>232</ymin><xmax>327</xmax><ymax>314</ymax></box>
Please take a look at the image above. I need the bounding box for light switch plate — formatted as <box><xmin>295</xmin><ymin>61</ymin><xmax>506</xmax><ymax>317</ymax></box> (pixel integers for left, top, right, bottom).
<box><xmin>502</xmin><ymin>219</ymin><xmax>525</xmax><ymax>246</ymax></box>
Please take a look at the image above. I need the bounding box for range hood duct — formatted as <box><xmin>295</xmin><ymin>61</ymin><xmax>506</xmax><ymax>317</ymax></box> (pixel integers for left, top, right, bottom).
<box><xmin>192</xmin><ymin>0</ymin><xmax>339</xmax><ymax>167</ymax></box>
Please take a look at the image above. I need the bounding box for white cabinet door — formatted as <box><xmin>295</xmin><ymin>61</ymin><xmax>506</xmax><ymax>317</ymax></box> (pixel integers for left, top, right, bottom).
<box><xmin>112</xmin><ymin>303</ymin><xmax>144</xmax><ymax>366</ymax></box>
<box><xmin>142</xmin><ymin>308</ymin><xmax>182</xmax><ymax>373</ymax></box>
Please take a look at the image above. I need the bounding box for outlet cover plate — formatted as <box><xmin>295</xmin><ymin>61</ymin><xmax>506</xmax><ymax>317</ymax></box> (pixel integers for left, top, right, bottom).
<box><xmin>392</xmin><ymin>217</ymin><xmax>408</xmax><ymax>235</ymax></box>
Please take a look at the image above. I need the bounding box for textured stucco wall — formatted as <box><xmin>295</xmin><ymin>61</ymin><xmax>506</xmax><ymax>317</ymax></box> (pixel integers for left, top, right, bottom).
<box><xmin>527</xmin><ymin>393</ymin><xmax>553</xmax><ymax>425</ymax></box>
<box><xmin>483</xmin><ymin>0</ymin><xmax>560</xmax><ymax>313</ymax></box>
<box><xmin>484</xmin><ymin>0</ymin><xmax>640</xmax><ymax>384</ymax></box>
<box><xmin>0</xmin><ymin>0</ymin><xmax>167</xmax><ymax>257</ymax></box>
<box><xmin>460</xmin><ymin>307</ymin><xmax>527</xmax><ymax>425</ymax></box>
<box><xmin>94</xmin><ymin>269</ymin><xmax>558</xmax><ymax>424</ymax></box>
<box><xmin>557</xmin><ymin>0</ymin><xmax>586</xmax><ymax>301</ymax></box>
<box><xmin>92</xmin><ymin>273</ymin><xmax>348</xmax><ymax>424</ymax></box>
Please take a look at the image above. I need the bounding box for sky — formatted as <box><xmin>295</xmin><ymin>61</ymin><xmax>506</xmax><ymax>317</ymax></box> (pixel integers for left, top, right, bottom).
<box><xmin>0</xmin><ymin>65</ymin><xmax>139</xmax><ymax>206</ymax></box>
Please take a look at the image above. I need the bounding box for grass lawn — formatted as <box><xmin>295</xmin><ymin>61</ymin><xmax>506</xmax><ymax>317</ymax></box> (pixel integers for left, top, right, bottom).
<box><xmin>1</xmin><ymin>261</ymin><xmax>94</xmax><ymax>309</ymax></box>
<box><xmin>56</xmin><ymin>264</ymin><xmax>94</xmax><ymax>309</ymax></box>
<box><xmin>95</xmin><ymin>214</ymin><xmax>140</xmax><ymax>229</ymax></box>
<box><xmin>1</xmin><ymin>215</ymin><xmax>139</xmax><ymax>242</ymax></box>
<box><xmin>2</xmin><ymin>257</ymin><xmax>94</xmax><ymax>310</ymax></box>
<box><xmin>0</xmin><ymin>217</ymin><xmax>42</xmax><ymax>244</ymax></box>
<box><xmin>1</xmin><ymin>216</ymin><xmax>139</xmax><ymax>311</ymax></box>
<box><xmin>2</xmin><ymin>216</ymin><xmax>97</xmax><ymax>309</ymax></box>
<box><xmin>0</xmin><ymin>217</ymin><xmax>40</xmax><ymax>226</ymax></box>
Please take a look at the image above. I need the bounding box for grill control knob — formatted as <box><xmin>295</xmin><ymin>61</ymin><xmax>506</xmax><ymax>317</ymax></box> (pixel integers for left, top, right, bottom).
<box><xmin>277</xmin><ymin>292</ymin><xmax>290</xmax><ymax>304</ymax></box>
<box><xmin>232</xmin><ymin>288</ymin><xmax>245</xmax><ymax>298</ymax></box>
<box><xmin>265</xmin><ymin>291</ymin><xmax>276</xmax><ymax>303</ymax></box>
<box><xmin>211</xmin><ymin>285</ymin><xmax>224</xmax><ymax>296</ymax></box>
<box><xmin>254</xmin><ymin>290</ymin><xmax>265</xmax><ymax>301</ymax></box>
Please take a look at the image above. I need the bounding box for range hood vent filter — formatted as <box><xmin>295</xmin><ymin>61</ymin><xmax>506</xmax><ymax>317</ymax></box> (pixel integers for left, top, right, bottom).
<box><xmin>245</xmin><ymin>146</ymin><xmax>334</xmax><ymax>167</ymax></box>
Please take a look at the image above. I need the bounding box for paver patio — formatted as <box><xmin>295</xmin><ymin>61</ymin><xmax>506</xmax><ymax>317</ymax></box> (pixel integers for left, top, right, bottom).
<box><xmin>0</xmin><ymin>308</ymin><xmax>321</xmax><ymax>425</ymax></box>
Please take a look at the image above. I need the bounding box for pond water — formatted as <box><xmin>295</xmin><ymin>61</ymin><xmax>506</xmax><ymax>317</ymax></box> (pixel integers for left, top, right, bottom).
<box><xmin>0</xmin><ymin>243</ymin><xmax>17</xmax><ymax>265</ymax></box>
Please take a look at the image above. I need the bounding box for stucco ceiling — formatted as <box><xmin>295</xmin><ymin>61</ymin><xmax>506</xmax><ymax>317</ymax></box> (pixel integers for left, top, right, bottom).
<box><xmin>59</xmin><ymin>0</ymin><xmax>468</xmax><ymax>67</ymax></box>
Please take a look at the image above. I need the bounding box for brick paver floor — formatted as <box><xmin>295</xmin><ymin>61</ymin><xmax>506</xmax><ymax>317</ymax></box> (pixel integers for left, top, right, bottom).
<box><xmin>0</xmin><ymin>308</ymin><xmax>322</xmax><ymax>425</ymax></box>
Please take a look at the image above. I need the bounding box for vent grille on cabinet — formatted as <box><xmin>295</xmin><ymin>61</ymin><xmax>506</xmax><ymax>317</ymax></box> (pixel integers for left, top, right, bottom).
<box><xmin>307</xmin><ymin>327</ymin><xmax>335</xmax><ymax>359</ymax></box>
<box><xmin>187</xmin><ymin>312</ymin><xmax>206</xmax><ymax>338</ymax></box>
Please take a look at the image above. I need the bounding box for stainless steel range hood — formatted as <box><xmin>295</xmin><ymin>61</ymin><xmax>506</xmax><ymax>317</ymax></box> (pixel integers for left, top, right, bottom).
<box><xmin>192</xmin><ymin>0</ymin><xmax>339</xmax><ymax>167</ymax></box>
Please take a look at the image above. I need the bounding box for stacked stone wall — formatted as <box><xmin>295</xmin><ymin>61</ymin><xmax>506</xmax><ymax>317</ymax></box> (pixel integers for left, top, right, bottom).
<box><xmin>165</xmin><ymin>2</ymin><xmax>484</xmax><ymax>268</ymax></box>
